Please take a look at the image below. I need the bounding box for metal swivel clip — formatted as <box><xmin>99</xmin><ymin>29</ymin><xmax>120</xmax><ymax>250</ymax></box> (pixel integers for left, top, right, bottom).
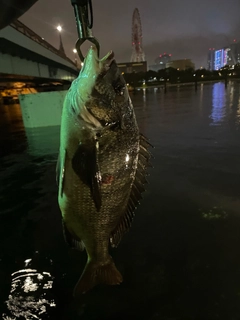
<box><xmin>71</xmin><ymin>0</ymin><xmax>100</xmax><ymax>62</ymax></box>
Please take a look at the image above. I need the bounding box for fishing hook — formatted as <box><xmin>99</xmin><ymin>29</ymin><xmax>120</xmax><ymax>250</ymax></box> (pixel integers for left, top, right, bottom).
<box><xmin>71</xmin><ymin>0</ymin><xmax>100</xmax><ymax>62</ymax></box>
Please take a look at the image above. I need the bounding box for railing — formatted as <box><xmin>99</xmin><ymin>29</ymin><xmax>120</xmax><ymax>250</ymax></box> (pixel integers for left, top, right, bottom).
<box><xmin>10</xmin><ymin>19</ymin><xmax>76</xmax><ymax>67</ymax></box>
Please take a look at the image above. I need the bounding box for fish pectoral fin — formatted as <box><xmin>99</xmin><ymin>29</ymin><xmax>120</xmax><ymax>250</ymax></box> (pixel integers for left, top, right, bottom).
<box><xmin>72</xmin><ymin>142</ymin><xmax>102</xmax><ymax>211</ymax></box>
<box><xmin>56</xmin><ymin>149</ymin><xmax>66</xmax><ymax>197</ymax></box>
<box><xmin>62</xmin><ymin>220</ymin><xmax>85</xmax><ymax>251</ymax></box>
<box><xmin>110</xmin><ymin>134</ymin><xmax>153</xmax><ymax>248</ymax></box>
<box><xmin>56</xmin><ymin>152</ymin><xmax>60</xmax><ymax>187</ymax></box>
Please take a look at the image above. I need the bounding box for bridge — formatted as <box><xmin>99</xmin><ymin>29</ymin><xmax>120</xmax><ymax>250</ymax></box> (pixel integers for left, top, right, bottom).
<box><xmin>0</xmin><ymin>19</ymin><xmax>79</xmax><ymax>84</ymax></box>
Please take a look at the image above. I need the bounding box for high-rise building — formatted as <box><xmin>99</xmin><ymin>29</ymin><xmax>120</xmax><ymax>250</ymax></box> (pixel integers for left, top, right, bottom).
<box><xmin>155</xmin><ymin>53</ymin><xmax>172</xmax><ymax>67</ymax></box>
<box><xmin>166</xmin><ymin>59</ymin><xmax>195</xmax><ymax>70</ymax></box>
<box><xmin>208</xmin><ymin>40</ymin><xmax>240</xmax><ymax>70</ymax></box>
<box><xmin>149</xmin><ymin>53</ymin><xmax>172</xmax><ymax>71</ymax></box>
<box><xmin>207</xmin><ymin>48</ymin><xmax>215</xmax><ymax>70</ymax></box>
<box><xmin>228</xmin><ymin>40</ymin><xmax>240</xmax><ymax>64</ymax></box>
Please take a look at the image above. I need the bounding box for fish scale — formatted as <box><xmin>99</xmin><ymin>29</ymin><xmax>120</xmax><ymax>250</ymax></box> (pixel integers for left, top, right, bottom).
<box><xmin>56</xmin><ymin>46</ymin><xmax>151</xmax><ymax>295</ymax></box>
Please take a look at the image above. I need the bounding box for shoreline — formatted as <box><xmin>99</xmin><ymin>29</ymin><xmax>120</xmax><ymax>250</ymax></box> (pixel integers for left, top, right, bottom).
<box><xmin>128</xmin><ymin>78</ymin><xmax>240</xmax><ymax>91</ymax></box>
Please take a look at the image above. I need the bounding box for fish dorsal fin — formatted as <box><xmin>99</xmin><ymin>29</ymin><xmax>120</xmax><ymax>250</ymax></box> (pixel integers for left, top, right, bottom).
<box><xmin>72</xmin><ymin>139</ymin><xmax>102</xmax><ymax>211</ymax></box>
<box><xmin>110</xmin><ymin>134</ymin><xmax>153</xmax><ymax>248</ymax></box>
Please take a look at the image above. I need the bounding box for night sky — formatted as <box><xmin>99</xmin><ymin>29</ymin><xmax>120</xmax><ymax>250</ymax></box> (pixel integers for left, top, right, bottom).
<box><xmin>19</xmin><ymin>0</ymin><xmax>240</xmax><ymax>69</ymax></box>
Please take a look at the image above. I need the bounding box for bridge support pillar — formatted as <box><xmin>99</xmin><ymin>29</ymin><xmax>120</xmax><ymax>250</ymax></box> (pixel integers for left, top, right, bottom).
<box><xmin>19</xmin><ymin>90</ymin><xmax>67</xmax><ymax>128</ymax></box>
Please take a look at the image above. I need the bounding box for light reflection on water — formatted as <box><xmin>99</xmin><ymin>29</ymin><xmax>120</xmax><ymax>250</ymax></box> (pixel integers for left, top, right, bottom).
<box><xmin>1</xmin><ymin>82</ymin><xmax>240</xmax><ymax>319</ymax></box>
<box><xmin>2</xmin><ymin>263</ymin><xmax>56</xmax><ymax>320</ymax></box>
<box><xmin>210</xmin><ymin>82</ymin><xmax>226</xmax><ymax>125</ymax></box>
<box><xmin>237</xmin><ymin>94</ymin><xmax>240</xmax><ymax>126</ymax></box>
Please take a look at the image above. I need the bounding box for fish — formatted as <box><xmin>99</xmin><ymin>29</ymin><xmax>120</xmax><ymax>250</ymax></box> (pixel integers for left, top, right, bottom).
<box><xmin>56</xmin><ymin>46</ymin><xmax>152</xmax><ymax>296</ymax></box>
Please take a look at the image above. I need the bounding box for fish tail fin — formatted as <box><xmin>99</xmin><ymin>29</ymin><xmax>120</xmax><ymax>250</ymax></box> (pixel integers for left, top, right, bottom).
<box><xmin>73</xmin><ymin>257</ymin><xmax>123</xmax><ymax>296</ymax></box>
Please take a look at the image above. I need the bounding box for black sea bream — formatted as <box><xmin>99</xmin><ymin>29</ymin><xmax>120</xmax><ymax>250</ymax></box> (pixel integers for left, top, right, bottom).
<box><xmin>57</xmin><ymin>46</ymin><xmax>151</xmax><ymax>295</ymax></box>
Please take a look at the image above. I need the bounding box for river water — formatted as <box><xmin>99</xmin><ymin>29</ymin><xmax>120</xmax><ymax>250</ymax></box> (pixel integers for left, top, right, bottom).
<box><xmin>1</xmin><ymin>81</ymin><xmax>240</xmax><ymax>319</ymax></box>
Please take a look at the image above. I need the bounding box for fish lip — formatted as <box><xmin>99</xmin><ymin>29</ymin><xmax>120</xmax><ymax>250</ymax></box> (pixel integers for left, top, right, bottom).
<box><xmin>89</xmin><ymin>46</ymin><xmax>115</xmax><ymax>74</ymax></box>
<box><xmin>99</xmin><ymin>51</ymin><xmax>115</xmax><ymax>74</ymax></box>
<box><xmin>99</xmin><ymin>50</ymin><xmax>115</xmax><ymax>65</ymax></box>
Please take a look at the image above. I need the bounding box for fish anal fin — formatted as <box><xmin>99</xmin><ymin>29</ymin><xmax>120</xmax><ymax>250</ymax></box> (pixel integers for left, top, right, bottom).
<box><xmin>72</xmin><ymin>142</ymin><xmax>102</xmax><ymax>211</ymax></box>
<box><xmin>110</xmin><ymin>134</ymin><xmax>153</xmax><ymax>248</ymax></box>
<box><xmin>62</xmin><ymin>220</ymin><xmax>85</xmax><ymax>251</ymax></box>
<box><xmin>73</xmin><ymin>257</ymin><xmax>122</xmax><ymax>296</ymax></box>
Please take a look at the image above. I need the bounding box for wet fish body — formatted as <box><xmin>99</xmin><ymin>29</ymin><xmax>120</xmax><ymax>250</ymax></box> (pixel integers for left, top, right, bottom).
<box><xmin>57</xmin><ymin>47</ymin><xmax>151</xmax><ymax>295</ymax></box>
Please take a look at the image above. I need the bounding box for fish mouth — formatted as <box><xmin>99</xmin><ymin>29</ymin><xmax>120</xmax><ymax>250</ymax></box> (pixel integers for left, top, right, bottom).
<box><xmin>99</xmin><ymin>50</ymin><xmax>115</xmax><ymax>70</ymax></box>
<box><xmin>82</xmin><ymin>46</ymin><xmax>115</xmax><ymax>75</ymax></box>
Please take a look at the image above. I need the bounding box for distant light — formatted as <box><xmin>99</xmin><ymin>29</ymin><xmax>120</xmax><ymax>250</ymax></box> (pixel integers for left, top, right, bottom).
<box><xmin>73</xmin><ymin>48</ymin><xmax>77</xmax><ymax>53</ymax></box>
<box><xmin>57</xmin><ymin>25</ymin><xmax>62</xmax><ymax>32</ymax></box>
<box><xmin>25</xmin><ymin>259</ymin><xmax>32</xmax><ymax>267</ymax></box>
<box><xmin>121</xmin><ymin>72</ymin><xmax>124</xmax><ymax>74</ymax></box>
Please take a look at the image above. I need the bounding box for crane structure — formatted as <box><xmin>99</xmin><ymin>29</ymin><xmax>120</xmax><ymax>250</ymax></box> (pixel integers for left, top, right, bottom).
<box><xmin>131</xmin><ymin>8</ymin><xmax>145</xmax><ymax>62</ymax></box>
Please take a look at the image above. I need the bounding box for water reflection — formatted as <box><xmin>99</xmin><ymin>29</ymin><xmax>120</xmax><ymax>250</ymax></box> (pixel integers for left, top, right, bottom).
<box><xmin>237</xmin><ymin>94</ymin><xmax>240</xmax><ymax>127</ymax></box>
<box><xmin>142</xmin><ymin>88</ymin><xmax>146</xmax><ymax>108</ymax></box>
<box><xmin>25</xmin><ymin>126</ymin><xmax>60</xmax><ymax>157</ymax></box>
<box><xmin>2</xmin><ymin>264</ymin><xmax>56</xmax><ymax>319</ymax></box>
<box><xmin>1</xmin><ymin>83</ymin><xmax>240</xmax><ymax>319</ymax></box>
<box><xmin>0</xmin><ymin>104</ymin><xmax>27</xmax><ymax>157</ymax></box>
<box><xmin>229</xmin><ymin>85</ymin><xmax>234</xmax><ymax>109</ymax></box>
<box><xmin>210</xmin><ymin>82</ymin><xmax>226</xmax><ymax>125</ymax></box>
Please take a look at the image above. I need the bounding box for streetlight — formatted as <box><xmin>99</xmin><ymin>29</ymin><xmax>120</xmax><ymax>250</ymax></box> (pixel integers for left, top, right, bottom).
<box><xmin>73</xmin><ymin>48</ymin><xmax>77</xmax><ymax>66</ymax></box>
<box><xmin>57</xmin><ymin>25</ymin><xmax>62</xmax><ymax>32</ymax></box>
<box><xmin>56</xmin><ymin>25</ymin><xmax>65</xmax><ymax>55</ymax></box>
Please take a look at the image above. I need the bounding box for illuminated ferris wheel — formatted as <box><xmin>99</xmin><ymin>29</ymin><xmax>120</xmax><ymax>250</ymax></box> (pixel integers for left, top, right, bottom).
<box><xmin>131</xmin><ymin>8</ymin><xmax>145</xmax><ymax>62</ymax></box>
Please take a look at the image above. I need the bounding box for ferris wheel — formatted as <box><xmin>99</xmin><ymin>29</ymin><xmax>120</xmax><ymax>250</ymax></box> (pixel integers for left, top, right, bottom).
<box><xmin>131</xmin><ymin>8</ymin><xmax>145</xmax><ymax>62</ymax></box>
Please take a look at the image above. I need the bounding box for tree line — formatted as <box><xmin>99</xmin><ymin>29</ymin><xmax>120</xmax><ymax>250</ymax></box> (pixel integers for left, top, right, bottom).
<box><xmin>123</xmin><ymin>64</ymin><xmax>240</xmax><ymax>87</ymax></box>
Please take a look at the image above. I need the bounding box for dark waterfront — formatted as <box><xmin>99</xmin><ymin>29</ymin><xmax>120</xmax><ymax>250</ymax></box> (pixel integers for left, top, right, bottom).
<box><xmin>1</xmin><ymin>81</ymin><xmax>240</xmax><ymax>319</ymax></box>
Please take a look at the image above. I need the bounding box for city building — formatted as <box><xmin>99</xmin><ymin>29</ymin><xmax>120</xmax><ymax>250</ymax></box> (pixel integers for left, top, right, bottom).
<box><xmin>207</xmin><ymin>40</ymin><xmax>240</xmax><ymax>71</ymax></box>
<box><xmin>149</xmin><ymin>53</ymin><xmax>172</xmax><ymax>71</ymax></box>
<box><xmin>229</xmin><ymin>40</ymin><xmax>240</xmax><ymax>64</ymax></box>
<box><xmin>117</xmin><ymin>61</ymin><xmax>147</xmax><ymax>73</ymax></box>
<box><xmin>207</xmin><ymin>48</ymin><xmax>215</xmax><ymax>70</ymax></box>
<box><xmin>166</xmin><ymin>59</ymin><xmax>195</xmax><ymax>70</ymax></box>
